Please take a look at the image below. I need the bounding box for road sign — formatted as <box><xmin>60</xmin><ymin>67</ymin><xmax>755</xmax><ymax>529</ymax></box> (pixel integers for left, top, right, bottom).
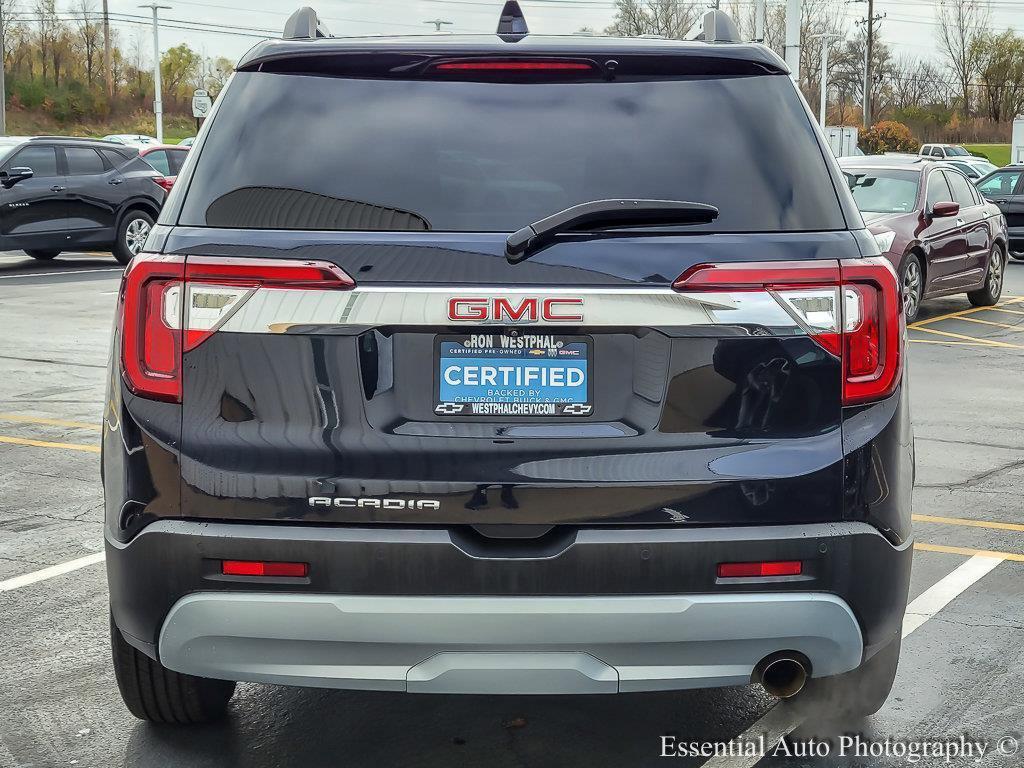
<box><xmin>192</xmin><ymin>89</ymin><xmax>213</xmax><ymax>119</ymax></box>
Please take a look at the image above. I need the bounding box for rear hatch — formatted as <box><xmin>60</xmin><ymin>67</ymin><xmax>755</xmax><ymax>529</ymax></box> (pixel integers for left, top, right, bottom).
<box><xmin>146</xmin><ymin>46</ymin><xmax>892</xmax><ymax>528</ymax></box>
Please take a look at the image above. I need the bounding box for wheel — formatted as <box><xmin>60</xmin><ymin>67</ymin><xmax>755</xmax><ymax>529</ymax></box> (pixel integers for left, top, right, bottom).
<box><xmin>899</xmin><ymin>253</ymin><xmax>924</xmax><ymax>322</ymax></box>
<box><xmin>968</xmin><ymin>244</ymin><xmax>1005</xmax><ymax>307</ymax></box>
<box><xmin>110</xmin><ymin>613</ymin><xmax>235</xmax><ymax>723</ymax></box>
<box><xmin>797</xmin><ymin>637</ymin><xmax>901</xmax><ymax>722</ymax></box>
<box><xmin>113</xmin><ymin>210</ymin><xmax>154</xmax><ymax>265</ymax></box>
<box><xmin>24</xmin><ymin>249</ymin><xmax>60</xmax><ymax>261</ymax></box>
<box><xmin>1010</xmin><ymin>249</ymin><xmax>1024</xmax><ymax>261</ymax></box>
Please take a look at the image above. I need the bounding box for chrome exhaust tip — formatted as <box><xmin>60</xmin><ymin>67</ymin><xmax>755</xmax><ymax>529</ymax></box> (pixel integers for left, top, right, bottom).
<box><xmin>754</xmin><ymin>653</ymin><xmax>810</xmax><ymax>699</ymax></box>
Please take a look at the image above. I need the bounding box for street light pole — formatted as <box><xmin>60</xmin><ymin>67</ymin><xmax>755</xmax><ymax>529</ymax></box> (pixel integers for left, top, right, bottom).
<box><xmin>140</xmin><ymin>4</ymin><xmax>171</xmax><ymax>143</ymax></box>
<box><xmin>811</xmin><ymin>33</ymin><xmax>844</xmax><ymax>129</ymax></box>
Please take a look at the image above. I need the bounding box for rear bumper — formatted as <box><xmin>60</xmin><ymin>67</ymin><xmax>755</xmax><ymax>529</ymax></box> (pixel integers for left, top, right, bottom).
<box><xmin>107</xmin><ymin>520</ymin><xmax>912</xmax><ymax>693</ymax></box>
<box><xmin>158</xmin><ymin>591</ymin><xmax>862</xmax><ymax>694</ymax></box>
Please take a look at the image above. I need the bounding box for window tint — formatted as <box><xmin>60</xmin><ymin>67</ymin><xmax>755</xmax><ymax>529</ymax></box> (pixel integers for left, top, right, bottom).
<box><xmin>926</xmin><ymin>171</ymin><xmax>953</xmax><ymax>209</ymax></box>
<box><xmin>978</xmin><ymin>171</ymin><xmax>1022</xmax><ymax>197</ymax></box>
<box><xmin>144</xmin><ymin>150</ymin><xmax>171</xmax><ymax>175</ymax></box>
<box><xmin>65</xmin><ymin>147</ymin><xmax>106</xmax><ymax>175</ymax></box>
<box><xmin>180</xmin><ymin>71</ymin><xmax>847</xmax><ymax>233</ymax></box>
<box><xmin>167</xmin><ymin>149</ymin><xmax>188</xmax><ymax>174</ymax></box>
<box><xmin>10</xmin><ymin>145</ymin><xmax>58</xmax><ymax>177</ymax></box>
<box><xmin>946</xmin><ymin>146</ymin><xmax>970</xmax><ymax>157</ymax></box>
<box><xmin>931</xmin><ymin>148</ymin><xmax>943</xmax><ymax>157</ymax></box>
<box><xmin>99</xmin><ymin>148</ymin><xmax>129</xmax><ymax>168</ymax></box>
<box><xmin>945</xmin><ymin>171</ymin><xmax>977</xmax><ymax>208</ymax></box>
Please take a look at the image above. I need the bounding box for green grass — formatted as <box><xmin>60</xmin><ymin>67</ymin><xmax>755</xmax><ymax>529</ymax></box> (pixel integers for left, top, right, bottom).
<box><xmin>964</xmin><ymin>143</ymin><xmax>1011</xmax><ymax>166</ymax></box>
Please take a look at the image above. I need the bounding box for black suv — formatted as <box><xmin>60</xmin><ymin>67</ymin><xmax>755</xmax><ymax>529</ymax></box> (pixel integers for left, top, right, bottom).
<box><xmin>103</xmin><ymin>4</ymin><xmax>913</xmax><ymax>726</ymax></box>
<box><xmin>0</xmin><ymin>136</ymin><xmax>165</xmax><ymax>264</ymax></box>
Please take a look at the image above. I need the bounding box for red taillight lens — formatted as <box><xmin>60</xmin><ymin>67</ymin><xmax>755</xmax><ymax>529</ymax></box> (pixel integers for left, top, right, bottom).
<box><xmin>153</xmin><ymin>175</ymin><xmax>175</xmax><ymax>192</ymax></box>
<box><xmin>433</xmin><ymin>59</ymin><xmax>595</xmax><ymax>72</ymax></box>
<box><xmin>717</xmin><ymin>561</ymin><xmax>803</xmax><ymax>578</ymax></box>
<box><xmin>222</xmin><ymin>560</ymin><xmax>308</xmax><ymax>577</ymax></box>
<box><xmin>119</xmin><ymin>255</ymin><xmax>356</xmax><ymax>401</ymax></box>
<box><xmin>672</xmin><ymin>257</ymin><xmax>902</xmax><ymax>406</ymax></box>
<box><xmin>119</xmin><ymin>254</ymin><xmax>185</xmax><ymax>402</ymax></box>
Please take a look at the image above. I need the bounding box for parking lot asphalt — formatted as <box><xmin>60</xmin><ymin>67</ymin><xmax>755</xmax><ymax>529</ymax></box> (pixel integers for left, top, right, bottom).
<box><xmin>1</xmin><ymin>252</ymin><xmax>1022</xmax><ymax>768</ymax></box>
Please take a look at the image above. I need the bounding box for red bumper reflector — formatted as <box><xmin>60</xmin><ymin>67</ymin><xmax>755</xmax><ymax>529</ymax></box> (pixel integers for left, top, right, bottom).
<box><xmin>222</xmin><ymin>560</ymin><xmax>309</xmax><ymax>577</ymax></box>
<box><xmin>717</xmin><ymin>561</ymin><xmax>802</xmax><ymax>578</ymax></box>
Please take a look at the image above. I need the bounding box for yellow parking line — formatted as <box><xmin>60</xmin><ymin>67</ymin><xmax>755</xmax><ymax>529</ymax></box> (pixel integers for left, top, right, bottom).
<box><xmin>909</xmin><ymin>296</ymin><xmax>1024</xmax><ymax>329</ymax></box>
<box><xmin>956</xmin><ymin>316</ymin><xmax>1024</xmax><ymax>331</ymax></box>
<box><xmin>908</xmin><ymin>339</ymin><xmax>995</xmax><ymax>347</ymax></box>
<box><xmin>913</xmin><ymin>513</ymin><xmax>1024</xmax><ymax>533</ymax></box>
<box><xmin>0</xmin><ymin>435</ymin><xmax>100</xmax><ymax>453</ymax></box>
<box><xmin>987</xmin><ymin>307</ymin><xmax>1024</xmax><ymax>317</ymax></box>
<box><xmin>0</xmin><ymin>413</ymin><xmax>100</xmax><ymax>431</ymax></box>
<box><xmin>909</xmin><ymin>326</ymin><xmax>1023</xmax><ymax>348</ymax></box>
<box><xmin>916</xmin><ymin>542</ymin><xmax>1024</xmax><ymax>563</ymax></box>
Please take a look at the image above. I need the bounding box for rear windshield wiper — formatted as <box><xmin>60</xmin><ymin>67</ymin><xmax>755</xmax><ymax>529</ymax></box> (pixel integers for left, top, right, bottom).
<box><xmin>506</xmin><ymin>199</ymin><xmax>719</xmax><ymax>263</ymax></box>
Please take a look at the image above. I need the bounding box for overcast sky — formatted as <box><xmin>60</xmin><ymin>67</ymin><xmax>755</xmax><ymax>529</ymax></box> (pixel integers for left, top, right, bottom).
<box><xmin>96</xmin><ymin>0</ymin><xmax>1023</xmax><ymax>67</ymax></box>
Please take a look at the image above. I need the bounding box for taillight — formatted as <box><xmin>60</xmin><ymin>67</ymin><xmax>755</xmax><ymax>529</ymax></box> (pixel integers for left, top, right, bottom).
<box><xmin>673</xmin><ymin>257</ymin><xmax>902</xmax><ymax>406</ymax></box>
<box><xmin>119</xmin><ymin>254</ymin><xmax>185</xmax><ymax>402</ymax></box>
<box><xmin>152</xmin><ymin>175</ymin><xmax>175</xmax><ymax>192</ymax></box>
<box><xmin>182</xmin><ymin>256</ymin><xmax>355</xmax><ymax>352</ymax></box>
<box><xmin>119</xmin><ymin>255</ymin><xmax>355</xmax><ymax>401</ymax></box>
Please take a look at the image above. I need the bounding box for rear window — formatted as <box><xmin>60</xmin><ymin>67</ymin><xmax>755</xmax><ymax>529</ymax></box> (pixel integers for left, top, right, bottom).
<box><xmin>845</xmin><ymin>169</ymin><xmax>919</xmax><ymax>214</ymax></box>
<box><xmin>179</xmin><ymin>70</ymin><xmax>846</xmax><ymax>233</ymax></box>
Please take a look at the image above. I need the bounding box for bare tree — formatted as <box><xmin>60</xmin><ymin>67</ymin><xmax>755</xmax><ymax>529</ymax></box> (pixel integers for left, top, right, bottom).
<box><xmin>605</xmin><ymin>0</ymin><xmax>701</xmax><ymax>40</ymax></box>
<box><xmin>74</xmin><ymin>0</ymin><xmax>102</xmax><ymax>87</ymax></box>
<box><xmin>937</xmin><ymin>0</ymin><xmax>989</xmax><ymax>116</ymax></box>
<box><xmin>976</xmin><ymin>30</ymin><xmax>1024</xmax><ymax>123</ymax></box>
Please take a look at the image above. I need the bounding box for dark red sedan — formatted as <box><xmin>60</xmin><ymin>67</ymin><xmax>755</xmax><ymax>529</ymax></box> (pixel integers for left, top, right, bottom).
<box><xmin>840</xmin><ymin>157</ymin><xmax>1008</xmax><ymax>321</ymax></box>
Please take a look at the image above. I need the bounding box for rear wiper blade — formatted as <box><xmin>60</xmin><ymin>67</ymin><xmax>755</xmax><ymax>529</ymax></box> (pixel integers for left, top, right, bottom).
<box><xmin>505</xmin><ymin>199</ymin><xmax>719</xmax><ymax>263</ymax></box>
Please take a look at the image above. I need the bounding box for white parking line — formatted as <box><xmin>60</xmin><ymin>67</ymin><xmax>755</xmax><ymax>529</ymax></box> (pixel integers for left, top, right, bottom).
<box><xmin>0</xmin><ymin>551</ymin><xmax>105</xmax><ymax>592</ymax></box>
<box><xmin>0</xmin><ymin>268</ymin><xmax>122</xmax><ymax>280</ymax></box>
<box><xmin>700</xmin><ymin>553</ymin><xmax>1005</xmax><ymax>768</ymax></box>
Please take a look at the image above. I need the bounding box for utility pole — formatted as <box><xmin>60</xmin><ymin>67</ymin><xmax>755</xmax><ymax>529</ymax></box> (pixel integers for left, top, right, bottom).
<box><xmin>103</xmin><ymin>0</ymin><xmax>112</xmax><ymax>100</ymax></box>
<box><xmin>140</xmin><ymin>4</ymin><xmax>170</xmax><ymax>143</ymax></box>
<box><xmin>754</xmin><ymin>0</ymin><xmax>765</xmax><ymax>43</ymax></box>
<box><xmin>0</xmin><ymin>0</ymin><xmax>7</xmax><ymax>136</ymax></box>
<box><xmin>423</xmin><ymin>19</ymin><xmax>453</xmax><ymax>32</ymax></box>
<box><xmin>810</xmin><ymin>33</ymin><xmax>843</xmax><ymax>129</ymax></box>
<box><xmin>856</xmin><ymin>2</ymin><xmax>884</xmax><ymax>127</ymax></box>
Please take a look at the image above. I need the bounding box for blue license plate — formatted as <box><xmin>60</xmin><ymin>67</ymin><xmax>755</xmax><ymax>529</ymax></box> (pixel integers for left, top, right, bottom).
<box><xmin>435</xmin><ymin>333</ymin><xmax>592</xmax><ymax>417</ymax></box>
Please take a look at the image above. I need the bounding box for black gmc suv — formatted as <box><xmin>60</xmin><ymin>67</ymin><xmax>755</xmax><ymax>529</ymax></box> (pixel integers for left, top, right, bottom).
<box><xmin>103</xmin><ymin>4</ymin><xmax>913</xmax><ymax>726</ymax></box>
<box><xmin>0</xmin><ymin>136</ymin><xmax>165</xmax><ymax>264</ymax></box>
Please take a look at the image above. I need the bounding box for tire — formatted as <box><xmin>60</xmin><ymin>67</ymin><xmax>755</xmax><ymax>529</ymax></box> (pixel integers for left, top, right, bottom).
<box><xmin>1009</xmin><ymin>249</ymin><xmax>1024</xmax><ymax>262</ymax></box>
<box><xmin>968</xmin><ymin>244</ymin><xmax>1005</xmax><ymax>307</ymax></box>
<box><xmin>24</xmin><ymin>249</ymin><xmax>60</xmax><ymax>261</ymax></box>
<box><xmin>899</xmin><ymin>252</ymin><xmax>924</xmax><ymax>322</ymax></box>
<box><xmin>797</xmin><ymin>637</ymin><xmax>901</xmax><ymax>722</ymax></box>
<box><xmin>110</xmin><ymin>613</ymin><xmax>235</xmax><ymax>723</ymax></box>
<box><xmin>113</xmin><ymin>209</ymin><xmax>155</xmax><ymax>265</ymax></box>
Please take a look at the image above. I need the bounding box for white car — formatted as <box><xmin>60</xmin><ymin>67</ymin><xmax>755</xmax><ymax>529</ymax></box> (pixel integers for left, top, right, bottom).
<box><xmin>938</xmin><ymin>158</ymin><xmax>998</xmax><ymax>181</ymax></box>
<box><xmin>101</xmin><ymin>134</ymin><xmax>159</xmax><ymax>147</ymax></box>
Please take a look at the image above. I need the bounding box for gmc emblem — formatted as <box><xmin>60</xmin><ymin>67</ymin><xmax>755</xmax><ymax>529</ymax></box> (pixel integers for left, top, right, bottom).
<box><xmin>447</xmin><ymin>297</ymin><xmax>583</xmax><ymax>323</ymax></box>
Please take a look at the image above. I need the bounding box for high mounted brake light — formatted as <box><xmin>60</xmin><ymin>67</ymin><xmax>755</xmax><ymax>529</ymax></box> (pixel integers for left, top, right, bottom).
<box><xmin>673</xmin><ymin>258</ymin><xmax>902</xmax><ymax>406</ymax></box>
<box><xmin>119</xmin><ymin>255</ymin><xmax>355</xmax><ymax>402</ymax></box>
<box><xmin>433</xmin><ymin>60</ymin><xmax>595</xmax><ymax>72</ymax></box>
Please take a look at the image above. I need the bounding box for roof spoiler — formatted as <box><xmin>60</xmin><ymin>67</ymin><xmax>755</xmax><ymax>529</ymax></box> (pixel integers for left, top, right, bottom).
<box><xmin>696</xmin><ymin>10</ymin><xmax>742</xmax><ymax>44</ymax></box>
<box><xmin>283</xmin><ymin>7</ymin><xmax>332</xmax><ymax>40</ymax></box>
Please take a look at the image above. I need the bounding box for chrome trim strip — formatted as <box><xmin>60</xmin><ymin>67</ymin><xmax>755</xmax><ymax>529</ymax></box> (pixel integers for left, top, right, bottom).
<box><xmin>215</xmin><ymin>286</ymin><xmax>807</xmax><ymax>333</ymax></box>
